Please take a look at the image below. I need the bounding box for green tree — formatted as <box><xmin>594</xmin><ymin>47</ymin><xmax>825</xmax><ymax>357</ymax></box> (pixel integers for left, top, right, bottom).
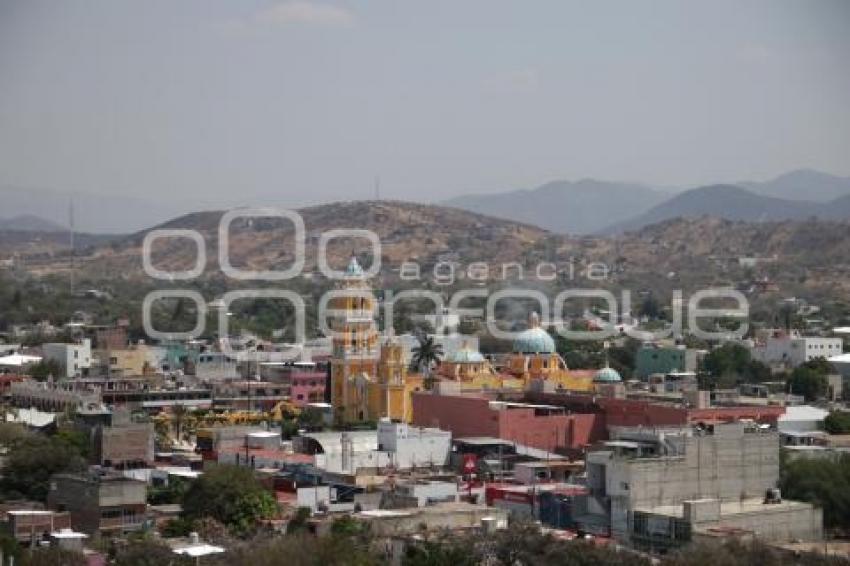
<box><xmin>181</xmin><ymin>465</ymin><xmax>277</xmax><ymax>537</ymax></box>
<box><xmin>702</xmin><ymin>343</ymin><xmax>772</xmax><ymax>386</ymax></box>
<box><xmin>0</xmin><ymin>430</ymin><xmax>86</xmax><ymax>501</ymax></box>
<box><xmin>286</xmin><ymin>506</ymin><xmax>312</xmax><ymax>535</ymax></box>
<box><xmin>824</xmin><ymin>411</ymin><xmax>850</xmax><ymax>434</ymax></box>
<box><xmin>54</xmin><ymin>427</ymin><xmax>91</xmax><ymax>460</ymax></box>
<box><xmin>403</xmin><ymin>537</ymin><xmax>479</xmax><ymax>566</ymax></box>
<box><xmin>27</xmin><ymin>359</ymin><xmax>63</xmax><ymax>381</ymax></box>
<box><xmin>19</xmin><ymin>546</ymin><xmax>88</xmax><ymax>566</ymax></box>
<box><xmin>787</xmin><ymin>366</ymin><xmax>829</xmax><ymax>402</ymax></box>
<box><xmin>411</xmin><ymin>334</ymin><xmax>444</xmax><ymax>387</ymax></box>
<box><xmin>297</xmin><ymin>406</ymin><xmax>326</xmax><ymax>431</ymax></box>
<box><xmin>640</xmin><ymin>295</ymin><xmax>661</xmax><ymax>319</ymax></box>
<box><xmin>112</xmin><ymin>537</ymin><xmax>189</xmax><ymax>566</ymax></box>
<box><xmin>219</xmin><ymin>532</ymin><xmax>383</xmax><ymax>566</ymax></box>
<box><xmin>780</xmin><ymin>454</ymin><xmax>850</xmax><ymax>530</ymax></box>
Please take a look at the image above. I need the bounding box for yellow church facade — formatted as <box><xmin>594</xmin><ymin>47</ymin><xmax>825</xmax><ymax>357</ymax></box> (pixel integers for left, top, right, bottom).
<box><xmin>330</xmin><ymin>260</ymin><xmax>593</xmax><ymax>425</ymax></box>
<box><xmin>329</xmin><ymin>257</ymin><xmax>424</xmax><ymax>425</ymax></box>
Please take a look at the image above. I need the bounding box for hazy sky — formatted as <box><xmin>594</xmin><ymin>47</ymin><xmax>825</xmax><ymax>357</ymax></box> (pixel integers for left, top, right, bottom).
<box><xmin>1</xmin><ymin>0</ymin><xmax>849</xmax><ymax>207</ymax></box>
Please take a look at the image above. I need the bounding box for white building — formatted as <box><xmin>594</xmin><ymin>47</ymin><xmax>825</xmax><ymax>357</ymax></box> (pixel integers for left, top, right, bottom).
<box><xmin>0</xmin><ymin>353</ymin><xmax>42</xmax><ymax>372</ymax></box>
<box><xmin>298</xmin><ymin>421</ymin><xmax>452</xmax><ymax>475</ymax></box>
<box><xmin>42</xmin><ymin>339</ymin><xmax>92</xmax><ymax>378</ymax></box>
<box><xmin>193</xmin><ymin>352</ymin><xmax>239</xmax><ymax>381</ymax></box>
<box><xmin>377</xmin><ymin>419</ymin><xmax>452</xmax><ymax>469</ymax></box>
<box><xmin>829</xmin><ymin>352</ymin><xmax>850</xmax><ymax>378</ymax></box>
<box><xmin>778</xmin><ymin>405</ymin><xmax>829</xmax><ymax>434</ymax></box>
<box><xmin>751</xmin><ymin>335</ymin><xmax>843</xmax><ymax>368</ymax></box>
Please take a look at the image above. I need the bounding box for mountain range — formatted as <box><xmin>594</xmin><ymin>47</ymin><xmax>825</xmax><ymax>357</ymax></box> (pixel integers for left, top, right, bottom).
<box><xmin>444</xmin><ymin>169</ymin><xmax>850</xmax><ymax>234</ymax></box>
<box><xmin>2</xmin><ymin>169</ymin><xmax>850</xmax><ymax>235</ymax></box>
<box><xmin>443</xmin><ymin>179</ymin><xmax>669</xmax><ymax>235</ymax></box>
<box><xmin>4</xmin><ymin>201</ymin><xmax>848</xmax><ymax>302</ymax></box>
<box><xmin>601</xmin><ymin>185</ymin><xmax>850</xmax><ymax>234</ymax></box>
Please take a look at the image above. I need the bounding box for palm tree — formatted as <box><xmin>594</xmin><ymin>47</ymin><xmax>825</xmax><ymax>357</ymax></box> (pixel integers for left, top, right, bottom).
<box><xmin>411</xmin><ymin>334</ymin><xmax>443</xmax><ymax>388</ymax></box>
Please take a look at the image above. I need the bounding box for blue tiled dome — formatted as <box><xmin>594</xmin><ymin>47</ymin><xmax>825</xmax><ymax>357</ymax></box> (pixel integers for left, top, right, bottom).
<box><xmin>594</xmin><ymin>366</ymin><xmax>622</xmax><ymax>382</ymax></box>
<box><xmin>513</xmin><ymin>327</ymin><xmax>556</xmax><ymax>354</ymax></box>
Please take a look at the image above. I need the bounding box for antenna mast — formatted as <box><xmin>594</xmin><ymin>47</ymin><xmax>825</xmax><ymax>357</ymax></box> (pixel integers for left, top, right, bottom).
<box><xmin>69</xmin><ymin>198</ymin><xmax>76</xmax><ymax>294</ymax></box>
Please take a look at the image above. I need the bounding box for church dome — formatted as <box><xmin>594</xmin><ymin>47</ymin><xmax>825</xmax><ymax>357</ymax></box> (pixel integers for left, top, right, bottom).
<box><xmin>512</xmin><ymin>312</ymin><xmax>556</xmax><ymax>354</ymax></box>
<box><xmin>447</xmin><ymin>346</ymin><xmax>485</xmax><ymax>364</ymax></box>
<box><xmin>594</xmin><ymin>366</ymin><xmax>622</xmax><ymax>382</ymax></box>
<box><xmin>344</xmin><ymin>256</ymin><xmax>365</xmax><ymax>278</ymax></box>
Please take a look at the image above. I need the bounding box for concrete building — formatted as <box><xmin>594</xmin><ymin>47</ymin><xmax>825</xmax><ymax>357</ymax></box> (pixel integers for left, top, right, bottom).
<box><xmin>95</xmin><ymin>345</ymin><xmax>154</xmax><ymax>378</ymax></box>
<box><xmin>777</xmin><ymin>405</ymin><xmax>829</xmax><ymax>434</ymax></box>
<box><xmin>575</xmin><ymin>423</ymin><xmax>822</xmax><ymax>550</ymax></box>
<box><xmin>258</xmin><ymin>360</ymin><xmax>327</xmax><ymax>406</ymax></box>
<box><xmin>42</xmin><ymin>340</ymin><xmax>92</xmax><ymax>379</ymax></box>
<box><xmin>1</xmin><ymin>509</ymin><xmax>72</xmax><ymax>544</ymax></box>
<box><xmin>635</xmin><ymin>344</ymin><xmax>700</xmax><ymax>379</ymax></box>
<box><xmin>211</xmin><ymin>380</ymin><xmax>289</xmax><ymax>411</ymax></box>
<box><xmin>193</xmin><ymin>351</ymin><xmax>239</xmax><ymax>381</ymax></box>
<box><xmin>10</xmin><ymin>379</ymin><xmax>101</xmax><ymax>412</ymax></box>
<box><xmin>354</xmin><ymin>502</ymin><xmax>507</xmax><ymax>537</ymax></box>
<box><xmin>524</xmin><ymin>391</ymin><xmax>786</xmax><ymax>431</ymax></box>
<box><xmin>47</xmin><ymin>471</ymin><xmax>147</xmax><ymax>536</ymax></box>
<box><xmin>377</xmin><ymin>419</ymin><xmax>451</xmax><ymax>469</ymax></box>
<box><xmin>393</xmin><ymin>480</ymin><xmax>458</xmax><ymax>507</ymax></box>
<box><xmin>295</xmin><ymin>420</ymin><xmax>451</xmax><ymax>475</ymax></box>
<box><xmin>829</xmin><ymin>352</ymin><xmax>850</xmax><ymax>378</ymax></box>
<box><xmin>76</xmin><ymin>407</ymin><xmax>154</xmax><ymax>468</ymax></box>
<box><xmin>412</xmin><ymin>391</ymin><xmax>600</xmax><ymax>457</ymax></box>
<box><xmin>751</xmin><ymin>334</ymin><xmax>843</xmax><ymax>369</ymax></box>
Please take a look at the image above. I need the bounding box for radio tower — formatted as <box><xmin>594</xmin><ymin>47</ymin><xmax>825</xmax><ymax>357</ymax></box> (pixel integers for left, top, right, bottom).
<box><xmin>69</xmin><ymin>198</ymin><xmax>76</xmax><ymax>294</ymax></box>
<box><xmin>374</xmin><ymin>176</ymin><xmax>381</xmax><ymax>201</ymax></box>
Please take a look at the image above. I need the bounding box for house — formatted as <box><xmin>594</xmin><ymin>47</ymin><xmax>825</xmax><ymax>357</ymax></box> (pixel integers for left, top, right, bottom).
<box><xmin>42</xmin><ymin>340</ymin><xmax>92</xmax><ymax>378</ymax></box>
<box><xmin>750</xmin><ymin>332</ymin><xmax>843</xmax><ymax>369</ymax></box>
<box><xmin>47</xmin><ymin>471</ymin><xmax>147</xmax><ymax>536</ymax></box>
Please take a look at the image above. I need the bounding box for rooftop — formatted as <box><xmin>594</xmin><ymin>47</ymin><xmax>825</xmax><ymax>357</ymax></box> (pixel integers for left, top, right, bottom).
<box><xmin>635</xmin><ymin>498</ymin><xmax>815</xmax><ymax>520</ymax></box>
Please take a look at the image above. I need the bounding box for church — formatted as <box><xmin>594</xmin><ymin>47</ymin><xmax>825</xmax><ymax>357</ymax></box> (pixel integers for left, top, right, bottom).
<box><xmin>330</xmin><ymin>257</ymin><xmax>617</xmax><ymax>426</ymax></box>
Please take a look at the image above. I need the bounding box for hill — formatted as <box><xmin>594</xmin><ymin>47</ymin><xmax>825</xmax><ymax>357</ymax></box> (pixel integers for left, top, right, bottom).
<box><xmin>5</xmin><ymin>200</ymin><xmax>847</xmax><ymax>301</ymax></box>
<box><xmin>442</xmin><ymin>179</ymin><xmax>668</xmax><ymax>234</ymax></box>
<box><xmin>603</xmin><ymin>185</ymin><xmax>850</xmax><ymax>234</ymax></box>
<box><xmin>0</xmin><ymin>214</ymin><xmax>66</xmax><ymax>232</ymax></box>
<box><xmin>742</xmin><ymin>169</ymin><xmax>850</xmax><ymax>202</ymax></box>
<box><xmin>74</xmin><ymin>200</ymin><xmax>549</xmax><ymax>279</ymax></box>
<box><xmin>0</xmin><ymin>185</ymin><xmax>193</xmax><ymax>234</ymax></box>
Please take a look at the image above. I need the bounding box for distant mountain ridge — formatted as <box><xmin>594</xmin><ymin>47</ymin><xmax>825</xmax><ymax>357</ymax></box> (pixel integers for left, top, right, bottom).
<box><xmin>443</xmin><ymin>179</ymin><xmax>669</xmax><ymax>234</ymax></box>
<box><xmin>0</xmin><ymin>185</ymin><xmax>195</xmax><ymax>234</ymax></box>
<box><xmin>444</xmin><ymin>170</ymin><xmax>850</xmax><ymax>235</ymax></box>
<box><xmin>3</xmin><ymin>169</ymin><xmax>849</xmax><ymax>234</ymax></box>
<box><xmin>602</xmin><ymin>184</ymin><xmax>850</xmax><ymax>234</ymax></box>
<box><xmin>742</xmin><ymin>169</ymin><xmax>850</xmax><ymax>202</ymax></box>
<box><xmin>0</xmin><ymin>214</ymin><xmax>66</xmax><ymax>232</ymax></box>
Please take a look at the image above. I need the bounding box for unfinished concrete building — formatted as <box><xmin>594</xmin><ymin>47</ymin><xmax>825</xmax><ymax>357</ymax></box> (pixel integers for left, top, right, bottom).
<box><xmin>47</xmin><ymin>471</ymin><xmax>147</xmax><ymax>536</ymax></box>
<box><xmin>576</xmin><ymin>422</ymin><xmax>822</xmax><ymax>551</ymax></box>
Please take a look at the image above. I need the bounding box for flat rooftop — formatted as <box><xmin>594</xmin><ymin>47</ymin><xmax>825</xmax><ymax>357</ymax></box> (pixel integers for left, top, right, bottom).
<box><xmin>635</xmin><ymin>498</ymin><xmax>815</xmax><ymax>520</ymax></box>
